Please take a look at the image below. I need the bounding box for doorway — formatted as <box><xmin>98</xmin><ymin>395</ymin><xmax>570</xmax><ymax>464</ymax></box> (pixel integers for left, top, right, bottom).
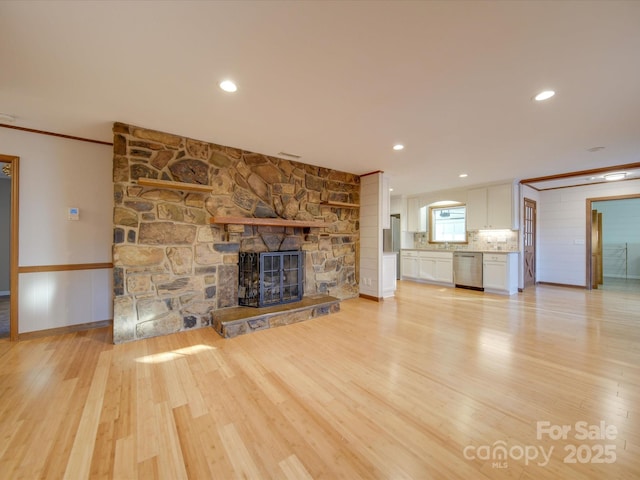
<box><xmin>0</xmin><ymin>154</ymin><xmax>19</xmax><ymax>340</ymax></box>
<box><xmin>383</xmin><ymin>214</ymin><xmax>401</xmax><ymax>279</ymax></box>
<box><xmin>586</xmin><ymin>194</ymin><xmax>640</xmax><ymax>291</ymax></box>
<box><xmin>523</xmin><ymin>198</ymin><xmax>536</xmax><ymax>288</ymax></box>
<box><xmin>0</xmin><ymin>162</ymin><xmax>9</xmax><ymax>336</ymax></box>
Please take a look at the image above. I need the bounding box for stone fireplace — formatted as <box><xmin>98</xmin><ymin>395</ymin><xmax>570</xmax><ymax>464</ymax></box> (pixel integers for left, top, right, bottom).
<box><xmin>112</xmin><ymin>122</ymin><xmax>360</xmax><ymax>343</ymax></box>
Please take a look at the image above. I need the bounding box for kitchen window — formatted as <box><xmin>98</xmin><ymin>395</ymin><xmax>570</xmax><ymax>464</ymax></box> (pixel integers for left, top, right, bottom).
<box><xmin>429</xmin><ymin>204</ymin><xmax>467</xmax><ymax>243</ymax></box>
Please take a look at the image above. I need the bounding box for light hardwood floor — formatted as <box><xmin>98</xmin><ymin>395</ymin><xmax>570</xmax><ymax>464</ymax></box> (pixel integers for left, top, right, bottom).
<box><xmin>0</xmin><ymin>281</ymin><xmax>638</xmax><ymax>479</ymax></box>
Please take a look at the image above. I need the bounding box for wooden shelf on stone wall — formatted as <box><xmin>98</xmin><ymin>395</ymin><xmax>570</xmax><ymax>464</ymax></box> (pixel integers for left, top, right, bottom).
<box><xmin>136</xmin><ymin>178</ymin><xmax>214</xmax><ymax>193</ymax></box>
<box><xmin>321</xmin><ymin>201</ymin><xmax>360</xmax><ymax>208</ymax></box>
<box><xmin>210</xmin><ymin>216</ymin><xmax>328</xmax><ymax>228</ymax></box>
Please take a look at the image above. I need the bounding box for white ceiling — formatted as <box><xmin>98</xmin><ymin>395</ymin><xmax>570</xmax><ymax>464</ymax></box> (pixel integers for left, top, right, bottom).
<box><xmin>1</xmin><ymin>1</ymin><xmax>639</xmax><ymax>195</ymax></box>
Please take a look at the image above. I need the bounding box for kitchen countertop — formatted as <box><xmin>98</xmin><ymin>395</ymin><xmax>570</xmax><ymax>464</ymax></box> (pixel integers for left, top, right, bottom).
<box><xmin>402</xmin><ymin>248</ymin><xmax>520</xmax><ymax>254</ymax></box>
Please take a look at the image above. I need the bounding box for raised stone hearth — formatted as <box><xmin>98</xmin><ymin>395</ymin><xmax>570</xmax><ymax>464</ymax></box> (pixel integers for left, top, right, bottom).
<box><xmin>212</xmin><ymin>295</ymin><xmax>340</xmax><ymax>338</ymax></box>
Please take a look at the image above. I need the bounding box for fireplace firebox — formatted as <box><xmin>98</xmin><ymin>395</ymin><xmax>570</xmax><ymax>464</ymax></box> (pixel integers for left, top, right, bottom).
<box><xmin>238</xmin><ymin>251</ymin><xmax>304</xmax><ymax>307</ymax></box>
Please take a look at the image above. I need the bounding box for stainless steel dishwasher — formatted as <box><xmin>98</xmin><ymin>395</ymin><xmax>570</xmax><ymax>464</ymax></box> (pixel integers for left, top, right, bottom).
<box><xmin>453</xmin><ymin>252</ymin><xmax>484</xmax><ymax>290</ymax></box>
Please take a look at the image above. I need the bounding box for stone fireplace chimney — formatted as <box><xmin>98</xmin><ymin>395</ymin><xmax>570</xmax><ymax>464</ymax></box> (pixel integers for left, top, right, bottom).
<box><xmin>112</xmin><ymin>122</ymin><xmax>360</xmax><ymax>343</ymax></box>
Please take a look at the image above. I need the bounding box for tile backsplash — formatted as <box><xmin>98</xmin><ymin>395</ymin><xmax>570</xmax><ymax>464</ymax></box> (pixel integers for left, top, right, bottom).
<box><xmin>414</xmin><ymin>230</ymin><xmax>519</xmax><ymax>251</ymax></box>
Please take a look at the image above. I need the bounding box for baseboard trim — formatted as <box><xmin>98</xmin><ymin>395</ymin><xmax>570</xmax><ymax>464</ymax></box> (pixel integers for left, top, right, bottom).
<box><xmin>18</xmin><ymin>319</ymin><xmax>112</xmax><ymax>341</ymax></box>
<box><xmin>536</xmin><ymin>281</ymin><xmax>587</xmax><ymax>289</ymax></box>
<box><xmin>359</xmin><ymin>293</ymin><xmax>382</xmax><ymax>302</ymax></box>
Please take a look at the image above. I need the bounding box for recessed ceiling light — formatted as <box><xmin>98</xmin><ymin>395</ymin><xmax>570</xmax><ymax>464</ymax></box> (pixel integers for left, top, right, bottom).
<box><xmin>219</xmin><ymin>80</ymin><xmax>237</xmax><ymax>93</ymax></box>
<box><xmin>389</xmin><ymin>188</ymin><xmax>394</xmax><ymax>192</ymax></box>
<box><xmin>603</xmin><ymin>172</ymin><xmax>627</xmax><ymax>181</ymax></box>
<box><xmin>393</xmin><ymin>144</ymin><xmax>404</xmax><ymax>151</ymax></box>
<box><xmin>534</xmin><ymin>90</ymin><xmax>555</xmax><ymax>101</ymax></box>
<box><xmin>459</xmin><ymin>173</ymin><xmax>468</xmax><ymax>178</ymax></box>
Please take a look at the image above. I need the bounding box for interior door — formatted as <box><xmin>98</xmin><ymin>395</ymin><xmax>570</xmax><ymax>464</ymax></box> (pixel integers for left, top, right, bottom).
<box><xmin>597</xmin><ymin>212</ymin><xmax>603</xmax><ymax>285</ymax></box>
<box><xmin>591</xmin><ymin>210</ymin><xmax>603</xmax><ymax>289</ymax></box>
<box><xmin>523</xmin><ymin>198</ymin><xmax>536</xmax><ymax>288</ymax></box>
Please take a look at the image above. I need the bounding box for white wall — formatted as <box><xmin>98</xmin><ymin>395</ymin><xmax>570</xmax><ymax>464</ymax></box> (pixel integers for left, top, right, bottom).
<box><xmin>538</xmin><ymin>179</ymin><xmax>640</xmax><ymax>286</ymax></box>
<box><xmin>415</xmin><ymin>187</ymin><xmax>468</xmax><ymax>208</ymax></box>
<box><xmin>0</xmin><ymin>128</ymin><xmax>113</xmax><ymax>333</ymax></box>
<box><xmin>592</xmin><ymin>198</ymin><xmax>640</xmax><ymax>279</ymax></box>
<box><xmin>19</xmin><ymin>270</ymin><xmax>112</xmax><ymax>331</ymax></box>
<box><xmin>359</xmin><ymin>173</ymin><xmax>383</xmax><ymax>298</ymax></box>
<box><xmin>0</xmin><ymin>177</ymin><xmax>10</xmax><ymax>293</ymax></box>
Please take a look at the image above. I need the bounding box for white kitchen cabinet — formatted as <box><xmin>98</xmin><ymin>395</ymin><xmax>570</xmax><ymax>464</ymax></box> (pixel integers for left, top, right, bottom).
<box><xmin>418</xmin><ymin>255</ymin><xmax>436</xmax><ymax>281</ymax></box>
<box><xmin>418</xmin><ymin>252</ymin><xmax>453</xmax><ymax>284</ymax></box>
<box><xmin>407</xmin><ymin>197</ymin><xmax>426</xmax><ymax>232</ymax></box>
<box><xmin>467</xmin><ymin>183</ymin><xmax>518</xmax><ymax>230</ymax></box>
<box><xmin>402</xmin><ymin>250</ymin><xmax>453</xmax><ymax>285</ymax></box>
<box><xmin>401</xmin><ymin>250</ymin><xmax>419</xmax><ymax>279</ymax></box>
<box><xmin>466</xmin><ymin>188</ymin><xmax>488</xmax><ymax>231</ymax></box>
<box><xmin>434</xmin><ymin>256</ymin><xmax>454</xmax><ymax>284</ymax></box>
<box><xmin>483</xmin><ymin>252</ymin><xmax>518</xmax><ymax>295</ymax></box>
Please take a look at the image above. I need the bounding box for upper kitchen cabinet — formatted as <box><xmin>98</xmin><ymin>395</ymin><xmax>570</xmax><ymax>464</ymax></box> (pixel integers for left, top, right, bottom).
<box><xmin>467</xmin><ymin>183</ymin><xmax>519</xmax><ymax>230</ymax></box>
<box><xmin>407</xmin><ymin>197</ymin><xmax>427</xmax><ymax>232</ymax></box>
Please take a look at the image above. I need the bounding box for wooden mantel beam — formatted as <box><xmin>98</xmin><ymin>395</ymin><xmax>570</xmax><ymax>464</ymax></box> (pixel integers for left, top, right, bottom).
<box><xmin>136</xmin><ymin>178</ymin><xmax>214</xmax><ymax>193</ymax></box>
<box><xmin>210</xmin><ymin>216</ymin><xmax>328</xmax><ymax>228</ymax></box>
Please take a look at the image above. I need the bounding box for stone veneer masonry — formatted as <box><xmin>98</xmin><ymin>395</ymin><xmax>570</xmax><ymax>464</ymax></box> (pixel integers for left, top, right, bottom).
<box><xmin>112</xmin><ymin>123</ymin><xmax>360</xmax><ymax>343</ymax></box>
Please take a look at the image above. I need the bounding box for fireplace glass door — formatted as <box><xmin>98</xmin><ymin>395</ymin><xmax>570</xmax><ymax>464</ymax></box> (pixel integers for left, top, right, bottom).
<box><xmin>238</xmin><ymin>251</ymin><xmax>303</xmax><ymax>307</ymax></box>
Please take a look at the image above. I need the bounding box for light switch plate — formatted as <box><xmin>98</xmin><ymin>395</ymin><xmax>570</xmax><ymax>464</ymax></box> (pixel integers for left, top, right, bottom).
<box><xmin>68</xmin><ymin>207</ymin><xmax>80</xmax><ymax>221</ymax></box>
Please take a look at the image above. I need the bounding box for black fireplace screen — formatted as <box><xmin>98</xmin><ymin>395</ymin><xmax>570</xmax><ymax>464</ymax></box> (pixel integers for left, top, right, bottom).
<box><xmin>238</xmin><ymin>251</ymin><xmax>304</xmax><ymax>307</ymax></box>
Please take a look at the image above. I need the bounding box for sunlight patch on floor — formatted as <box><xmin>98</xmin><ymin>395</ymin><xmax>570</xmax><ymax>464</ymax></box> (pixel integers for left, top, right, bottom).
<box><xmin>136</xmin><ymin>344</ymin><xmax>216</xmax><ymax>364</ymax></box>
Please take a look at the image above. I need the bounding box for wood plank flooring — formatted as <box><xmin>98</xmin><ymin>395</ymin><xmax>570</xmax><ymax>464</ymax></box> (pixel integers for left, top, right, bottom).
<box><xmin>0</xmin><ymin>282</ymin><xmax>639</xmax><ymax>479</ymax></box>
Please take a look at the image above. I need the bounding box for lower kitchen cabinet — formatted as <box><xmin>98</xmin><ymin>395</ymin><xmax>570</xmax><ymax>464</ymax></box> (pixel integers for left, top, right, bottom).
<box><xmin>402</xmin><ymin>250</ymin><xmax>518</xmax><ymax>294</ymax></box>
<box><xmin>418</xmin><ymin>255</ymin><xmax>436</xmax><ymax>281</ymax></box>
<box><xmin>401</xmin><ymin>250</ymin><xmax>419</xmax><ymax>279</ymax></box>
<box><xmin>401</xmin><ymin>250</ymin><xmax>453</xmax><ymax>285</ymax></box>
<box><xmin>483</xmin><ymin>252</ymin><xmax>518</xmax><ymax>295</ymax></box>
